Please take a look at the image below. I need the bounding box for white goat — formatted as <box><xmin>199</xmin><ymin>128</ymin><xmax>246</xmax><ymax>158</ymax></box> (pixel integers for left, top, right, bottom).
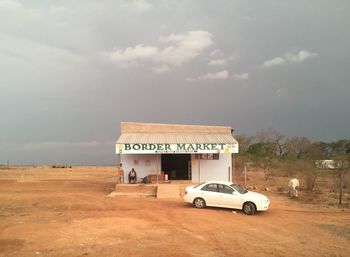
<box><xmin>288</xmin><ymin>178</ymin><xmax>299</xmax><ymax>197</ymax></box>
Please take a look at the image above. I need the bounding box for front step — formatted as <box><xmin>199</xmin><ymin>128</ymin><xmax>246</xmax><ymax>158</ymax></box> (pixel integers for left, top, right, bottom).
<box><xmin>114</xmin><ymin>184</ymin><xmax>157</xmax><ymax>197</ymax></box>
<box><xmin>157</xmin><ymin>184</ymin><xmax>180</xmax><ymax>199</ymax></box>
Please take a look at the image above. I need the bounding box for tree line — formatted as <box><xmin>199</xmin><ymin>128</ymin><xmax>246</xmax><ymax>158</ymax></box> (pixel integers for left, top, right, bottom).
<box><xmin>235</xmin><ymin>128</ymin><xmax>350</xmax><ymax>192</ymax></box>
<box><xmin>237</xmin><ymin>128</ymin><xmax>350</xmax><ymax>161</ymax></box>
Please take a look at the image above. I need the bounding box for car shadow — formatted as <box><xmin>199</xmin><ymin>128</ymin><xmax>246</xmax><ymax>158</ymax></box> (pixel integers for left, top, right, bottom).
<box><xmin>183</xmin><ymin>203</ymin><xmax>269</xmax><ymax>216</ymax></box>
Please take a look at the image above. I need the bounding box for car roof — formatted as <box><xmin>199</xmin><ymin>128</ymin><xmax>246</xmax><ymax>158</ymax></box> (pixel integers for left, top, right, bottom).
<box><xmin>202</xmin><ymin>181</ymin><xmax>233</xmax><ymax>186</ymax></box>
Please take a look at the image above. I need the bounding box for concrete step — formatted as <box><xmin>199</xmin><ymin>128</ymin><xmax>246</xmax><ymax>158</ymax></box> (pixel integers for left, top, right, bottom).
<box><xmin>115</xmin><ymin>184</ymin><xmax>157</xmax><ymax>194</ymax></box>
<box><xmin>157</xmin><ymin>184</ymin><xmax>180</xmax><ymax>199</ymax></box>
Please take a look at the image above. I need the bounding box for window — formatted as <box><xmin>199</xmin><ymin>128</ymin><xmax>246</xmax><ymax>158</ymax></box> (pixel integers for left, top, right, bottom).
<box><xmin>230</xmin><ymin>184</ymin><xmax>248</xmax><ymax>194</ymax></box>
<box><xmin>194</xmin><ymin>182</ymin><xmax>206</xmax><ymax>188</ymax></box>
<box><xmin>218</xmin><ymin>184</ymin><xmax>234</xmax><ymax>194</ymax></box>
<box><xmin>201</xmin><ymin>183</ymin><xmax>218</xmax><ymax>192</ymax></box>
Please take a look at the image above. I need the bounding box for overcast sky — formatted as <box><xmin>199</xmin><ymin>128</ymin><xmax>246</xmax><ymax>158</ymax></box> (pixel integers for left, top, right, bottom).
<box><xmin>1</xmin><ymin>0</ymin><xmax>349</xmax><ymax>165</ymax></box>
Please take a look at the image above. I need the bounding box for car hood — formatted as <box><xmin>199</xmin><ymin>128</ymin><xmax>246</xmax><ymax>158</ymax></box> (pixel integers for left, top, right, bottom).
<box><xmin>244</xmin><ymin>191</ymin><xmax>269</xmax><ymax>201</ymax></box>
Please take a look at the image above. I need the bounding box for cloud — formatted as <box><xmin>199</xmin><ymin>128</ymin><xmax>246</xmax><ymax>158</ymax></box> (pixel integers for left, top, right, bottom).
<box><xmin>105</xmin><ymin>44</ymin><xmax>158</xmax><ymax>66</ymax></box>
<box><xmin>186</xmin><ymin>70</ymin><xmax>229</xmax><ymax>81</ymax></box>
<box><xmin>285</xmin><ymin>50</ymin><xmax>317</xmax><ymax>63</ymax></box>
<box><xmin>0</xmin><ymin>0</ymin><xmax>41</xmax><ymax>18</ymax></box>
<box><xmin>119</xmin><ymin>0</ymin><xmax>152</xmax><ymax>12</ymax></box>
<box><xmin>261</xmin><ymin>50</ymin><xmax>317</xmax><ymax>68</ymax></box>
<box><xmin>208</xmin><ymin>49</ymin><xmax>235</xmax><ymax>67</ymax></box>
<box><xmin>102</xmin><ymin>30</ymin><xmax>213</xmax><ymax>71</ymax></box>
<box><xmin>208</xmin><ymin>59</ymin><xmax>227</xmax><ymax>66</ymax></box>
<box><xmin>0</xmin><ymin>0</ymin><xmax>22</xmax><ymax>10</ymax></box>
<box><xmin>209</xmin><ymin>49</ymin><xmax>223</xmax><ymax>57</ymax></box>
<box><xmin>233</xmin><ymin>73</ymin><xmax>249</xmax><ymax>80</ymax></box>
<box><xmin>151</xmin><ymin>65</ymin><xmax>170</xmax><ymax>73</ymax></box>
<box><xmin>4</xmin><ymin>141</ymin><xmax>114</xmax><ymax>152</ymax></box>
<box><xmin>130</xmin><ymin>0</ymin><xmax>152</xmax><ymax>11</ymax></box>
<box><xmin>261</xmin><ymin>57</ymin><xmax>286</xmax><ymax>68</ymax></box>
<box><xmin>0</xmin><ymin>34</ymin><xmax>84</xmax><ymax>67</ymax></box>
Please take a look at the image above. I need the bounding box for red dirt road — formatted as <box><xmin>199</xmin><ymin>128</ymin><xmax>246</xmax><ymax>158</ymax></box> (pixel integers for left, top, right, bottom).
<box><xmin>0</xmin><ymin>167</ymin><xmax>349</xmax><ymax>257</ymax></box>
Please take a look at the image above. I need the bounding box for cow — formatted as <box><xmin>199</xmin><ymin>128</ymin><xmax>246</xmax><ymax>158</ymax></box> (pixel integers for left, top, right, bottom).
<box><xmin>288</xmin><ymin>178</ymin><xmax>299</xmax><ymax>197</ymax></box>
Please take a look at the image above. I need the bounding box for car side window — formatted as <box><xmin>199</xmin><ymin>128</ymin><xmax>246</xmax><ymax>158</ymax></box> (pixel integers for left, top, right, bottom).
<box><xmin>218</xmin><ymin>184</ymin><xmax>234</xmax><ymax>194</ymax></box>
<box><xmin>201</xmin><ymin>183</ymin><xmax>218</xmax><ymax>192</ymax></box>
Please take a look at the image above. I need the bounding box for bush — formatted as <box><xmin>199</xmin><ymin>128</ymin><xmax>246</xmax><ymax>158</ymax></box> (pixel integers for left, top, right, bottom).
<box><xmin>281</xmin><ymin>161</ymin><xmax>298</xmax><ymax>177</ymax></box>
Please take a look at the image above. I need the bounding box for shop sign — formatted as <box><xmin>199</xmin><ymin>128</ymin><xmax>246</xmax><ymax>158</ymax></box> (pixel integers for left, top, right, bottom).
<box><xmin>116</xmin><ymin>143</ymin><xmax>238</xmax><ymax>154</ymax></box>
<box><xmin>194</xmin><ymin>154</ymin><xmax>219</xmax><ymax>160</ymax></box>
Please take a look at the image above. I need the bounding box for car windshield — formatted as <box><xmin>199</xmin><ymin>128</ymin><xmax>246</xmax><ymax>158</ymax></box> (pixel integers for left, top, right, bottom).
<box><xmin>230</xmin><ymin>184</ymin><xmax>248</xmax><ymax>194</ymax></box>
<box><xmin>194</xmin><ymin>182</ymin><xmax>206</xmax><ymax>188</ymax></box>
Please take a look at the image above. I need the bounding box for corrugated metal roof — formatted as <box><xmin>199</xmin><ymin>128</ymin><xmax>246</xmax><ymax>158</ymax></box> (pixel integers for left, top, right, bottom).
<box><xmin>121</xmin><ymin>122</ymin><xmax>233</xmax><ymax>134</ymax></box>
<box><xmin>117</xmin><ymin>133</ymin><xmax>238</xmax><ymax>144</ymax></box>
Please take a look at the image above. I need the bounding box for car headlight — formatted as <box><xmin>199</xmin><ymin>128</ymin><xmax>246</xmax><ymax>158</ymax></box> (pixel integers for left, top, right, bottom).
<box><xmin>260</xmin><ymin>199</ymin><xmax>269</xmax><ymax>204</ymax></box>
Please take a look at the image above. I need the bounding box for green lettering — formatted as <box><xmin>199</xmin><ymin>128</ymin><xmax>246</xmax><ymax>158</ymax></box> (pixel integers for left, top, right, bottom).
<box><xmin>133</xmin><ymin>144</ymin><xmax>141</xmax><ymax>150</ymax></box>
<box><xmin>203</xmin><ymin>144</ymin><xmax>210</xmax><ymax>150</ymax></box>
<box><xmin>187</xmin><ymin>144</ymin><xmax>195</xmax><ymax>151</ymax></box>
<box><xmin>125</xmin><ymin>144</ymin><xmax>131</xmax><ymax>150</ymax></box>
<box><xmin>165</xmin><ymin>144</ymin><xmax>171</xmax><ymax>151</ymax></box>
<box><xmin>196</xmin><ymin>144</ymin><xmax>203</xmax><ymax>150</ymax></box>
<box><xmin>157</xmin><ymin>144</ymin><xmax>164</xmax><ymax>150</ymax></box>
<box><xmin>177</xmin><ymin>144</ymin><xmax>186</xmax><ymax>150</ymax></box>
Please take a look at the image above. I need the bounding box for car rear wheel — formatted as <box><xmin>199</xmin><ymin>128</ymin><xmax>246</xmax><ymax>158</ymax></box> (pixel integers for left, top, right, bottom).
<box><xmin>193</xmin><ymin>197</ymin><xmax>206</xmax><ymax>208</ymax></box>
<box><xmin>243</xmin><ymin>202</ymin><xmax>256</xmax><ymax>215</ymax></box>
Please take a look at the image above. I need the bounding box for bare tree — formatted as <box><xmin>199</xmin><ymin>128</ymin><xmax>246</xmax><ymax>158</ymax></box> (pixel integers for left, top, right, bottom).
<box><xmin>235</xmin><ymin>134</ymin><xmax>254</xmax><ymax>153</ymax></box>
<box><xmin>256</xmin><ymin>128</ymin><xmax>286</xmax><ymax>158</ymax></box>
<box><xmin>285</xmin><ymin>136</ymin><xmax>312</xmax><ymax>159</ymax></box>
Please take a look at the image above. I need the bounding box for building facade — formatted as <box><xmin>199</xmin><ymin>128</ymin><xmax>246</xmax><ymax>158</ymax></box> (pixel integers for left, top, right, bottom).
<box><xmin>116</xmin><ymin>122</ymin><xmax>239</xmax><ymax>183</ymax></box>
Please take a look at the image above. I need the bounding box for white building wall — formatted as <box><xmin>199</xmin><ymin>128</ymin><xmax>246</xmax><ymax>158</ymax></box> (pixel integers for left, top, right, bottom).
<box><xmin>121</xmin><ymin>153</ymin><xmax>232</xmax><ymax>183</ymax></box>
<box><xmin>191</xmin><ymin>154</ymin><xmax>232</xmax><ymax>183</ymax></box>
<box><xmin>120</xmin><ymin>154</ymin><xmax>161</xmax><ymax>183</ymax></box>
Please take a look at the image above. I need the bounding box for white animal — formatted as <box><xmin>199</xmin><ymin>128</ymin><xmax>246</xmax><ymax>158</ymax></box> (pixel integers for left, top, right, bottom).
<box><xmin>288</xmin><ymin>178</ymin><xmax>299</xmax><ymax>197</ymax></box>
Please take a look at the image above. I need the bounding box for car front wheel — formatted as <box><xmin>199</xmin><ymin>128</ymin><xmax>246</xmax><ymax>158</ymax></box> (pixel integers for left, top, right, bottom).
<box><xmin>193</xmin><ymin>197</ymin><xmax>206</xmax><ymax>208</ymax></box>
<box><xmin>243</xmin><ymin>202</ymin><xmax>256</xmax><ymax>215</ymax></box>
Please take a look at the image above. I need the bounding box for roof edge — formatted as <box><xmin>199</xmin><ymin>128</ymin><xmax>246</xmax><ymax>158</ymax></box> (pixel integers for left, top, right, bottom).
<box><xmin>120</xmin><ymin>121</ymin><xmax>234</xmax><ymax>134</ymax></box>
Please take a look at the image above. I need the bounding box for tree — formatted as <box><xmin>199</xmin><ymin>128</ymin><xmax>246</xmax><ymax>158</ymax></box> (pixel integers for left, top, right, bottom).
<box><xmin>284</xmin><ymin>137</ymin><xmax>312</xmax><ymax>159</ymax></box>
<box><xmin>256</xmin><ymin>128</ymin><xmax>286</xmax><ymax>158</ymax></box>
<box><xmin>235</xmin><ymin>134</ymin><xmax>254</xmax><ymax>153</ymax></box>
<box><xmin>247</xmin><ymin>142</ymin><xmax>276</xmax><ymax>180</ymax></box>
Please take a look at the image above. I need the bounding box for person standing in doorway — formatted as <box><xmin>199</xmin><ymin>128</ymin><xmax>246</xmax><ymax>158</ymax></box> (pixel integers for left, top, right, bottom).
<box><xmin>128</xmin><ymin>168</ymin><xmax>137</xmax><ymax>184</ymax></box>
<box><xmin>117</xmin><ymin>163</ymin><xmax>124</xmax><ymax>184</ymax></box>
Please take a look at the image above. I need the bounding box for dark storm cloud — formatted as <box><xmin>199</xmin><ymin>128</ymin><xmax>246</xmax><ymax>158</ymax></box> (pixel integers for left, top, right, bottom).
<box><xmin>1</xmin><ymin>0</ymin><xmax>349</xmax><ymax>164</ymax></box>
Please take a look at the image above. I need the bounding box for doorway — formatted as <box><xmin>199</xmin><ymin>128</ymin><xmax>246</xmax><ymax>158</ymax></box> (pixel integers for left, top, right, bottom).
<box><xmin>161</xmin><ymin>154</ymin><xmax>191</xmax><ymax>180</ymax></box>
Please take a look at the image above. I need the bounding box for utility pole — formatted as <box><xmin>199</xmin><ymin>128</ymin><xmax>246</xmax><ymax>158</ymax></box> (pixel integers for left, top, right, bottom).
<box><xmin>232</xmin><ymin>153</ymin><xmax>236</xmax><ymax>183</ymax></box>
<box><xmin>7</xmin><ymin>160</ymin><xmax>9</xmax><ymax>169</ymax></box>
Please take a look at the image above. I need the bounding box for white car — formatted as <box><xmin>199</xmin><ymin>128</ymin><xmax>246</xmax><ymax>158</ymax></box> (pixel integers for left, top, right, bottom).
<box><xmin>184</xmin><ymin>181</ymin><xmax>270</xmax><ymax>215</ymax></box>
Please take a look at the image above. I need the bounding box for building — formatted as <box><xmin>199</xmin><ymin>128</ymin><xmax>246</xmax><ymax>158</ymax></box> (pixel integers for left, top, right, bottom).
<box><xmin>115</xmin><ymin>122</ymin><xmax>239</xmax><ymax>183</ymax></box>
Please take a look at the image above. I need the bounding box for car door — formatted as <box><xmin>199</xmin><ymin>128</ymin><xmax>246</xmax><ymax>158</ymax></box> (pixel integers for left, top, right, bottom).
<box><xmin>200</xmin><ymin>183</ymin><xmax>219</xmax><ymax>206</ymax></box>
<box><xmin>217</xmin><ymin>184</ymin><xmax>242</xmax><ymax>209</ymax></box>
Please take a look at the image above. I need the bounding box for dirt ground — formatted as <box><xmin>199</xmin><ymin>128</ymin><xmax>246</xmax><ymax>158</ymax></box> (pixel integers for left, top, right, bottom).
<box><xmin>1</xmin><ymin>167</ymin><xmax>350</xmax><ymax>257</ymax></box>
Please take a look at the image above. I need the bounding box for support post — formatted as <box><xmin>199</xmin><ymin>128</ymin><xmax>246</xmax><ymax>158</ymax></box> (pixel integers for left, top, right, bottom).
<box><xmin>232</xmin><ymin>154</ymin><xmax>235</xmax><ymax>183</ymax></box>
<box><xmin>228</xmin><ymin>166</ymin><xmax>231</xmax><ymax>182</ymax></box>
<box><xmin>156</xmin><ymin>155</ymin><xmax>159</xmax><ymax>185</ymax></box>
<box><xmin>339</xmin><ymin>161</ymin><xmax>343</xmax><ymax>205</ymax></box>
<box><xmin>198</xmin><ymin>159</ymin><xmax>201</xmax><ymax>183</ymax></box>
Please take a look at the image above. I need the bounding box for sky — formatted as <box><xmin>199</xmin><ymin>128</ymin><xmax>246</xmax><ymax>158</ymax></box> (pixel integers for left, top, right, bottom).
<box><xmin>1</xmin><ymin>0</ymin><xmax>349</xmax><ymax>165</ymax></box>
